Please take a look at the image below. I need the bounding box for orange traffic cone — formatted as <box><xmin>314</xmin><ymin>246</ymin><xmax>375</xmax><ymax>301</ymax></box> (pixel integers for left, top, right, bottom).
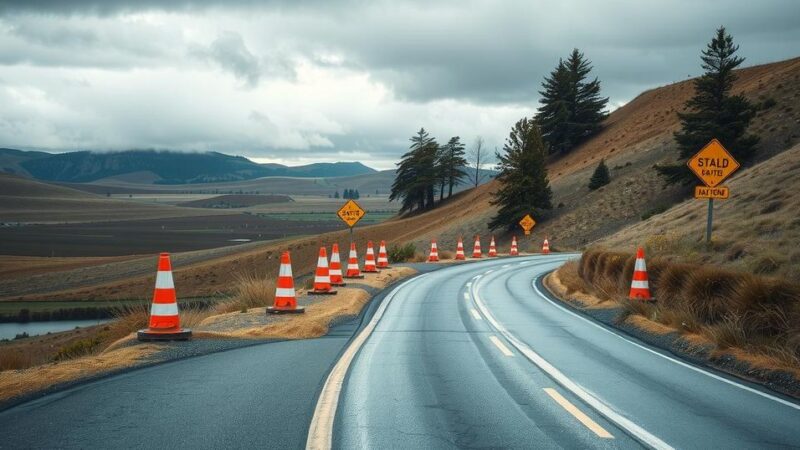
<box><xmin>329</xmin><ymin>243</ymin><xmax>346</xmax><ymax>286</ymax></box>
<box><xmin>629</xmin><ymin>247</ymin><xmax>653</xmax><ymax>301</ymax></box>
<box><xmin>542</xmin><ymin>238</ymin><xmax>550</xmax><ymax>254</ymax></box>
<box><xmin>455</xmin><ymin>237</ymin><xmax>466</xmax><ymax>260</ymax></box>
<box><xmin>510</xmin><ymin>236</ymin><xmax>519</xmax><ymax>256</ymax></box>
<box><xmin>268</xmin><ymin>251</ymin><xmax>305</xmax><ymax>314</ymax></box>
<box><xmin>363</xmin><ymin>241</ymin><xmax>379</xmax><ymax>273</ymax></box>
<box><xmin>428</xmin><ymin>239</ymin><xmax>439</xmax><ymax>262</ymax></box>
<box><xmin>345</xmin><ymin>242</ymin><xmax>364</xmax><ymax>279</ymax></box>
<box><xmin>138</xmin><ymin>253</ymin><xmax>192</xmax><ymax>341</ymax></box>
<box><xmin>309</xmin><ymin>246</ymin><xmax>337</xmax><ymax>295</ymax></box>
<box><xmin>472</xmin><ymin>236</ymin><xmax>482</xmax><ymax>258</ymax></box>
<box><xmin>488</xmin><ymin>236</ymin><xmax>497</xmax><ymax>257</ymax></box>
<box><xmin>377</xmin><ymin>240</ymin><xmax>391</xmax><ymax>268</ymax></box>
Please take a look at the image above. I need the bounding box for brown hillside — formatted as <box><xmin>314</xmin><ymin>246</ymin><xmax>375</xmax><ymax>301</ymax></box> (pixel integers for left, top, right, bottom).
<box><xmin>598</xmin><ymin>142</ymin><xmax>800</xmax><ymax>280</ymax></box>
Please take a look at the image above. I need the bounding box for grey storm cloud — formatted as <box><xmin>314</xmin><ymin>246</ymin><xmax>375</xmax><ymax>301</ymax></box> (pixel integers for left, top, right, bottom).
<box><xmin>191</xmin><ymin>32</ymin><xmax>262</xmax><ymax>87</ymax></box>
<box><xmin>1</xmin><ymin>0</ymin><xmax>799</xmax><ymax>165</ymax></box>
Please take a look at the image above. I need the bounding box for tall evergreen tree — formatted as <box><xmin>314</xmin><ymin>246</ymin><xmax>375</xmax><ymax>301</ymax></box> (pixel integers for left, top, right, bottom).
<box><xmin>390</xmin><ymin>128</ymin><xmax>439</xmax><ymax>213</ymax></box>
<box><xmin>658</xmin><ymin>27</ymin><xmax>758</xmax><ymax>184</ymax></box>
<box><xmin>588</xmin><ymin>158</ymin><xmax>611</xmax><ymax>190</ymax></box>
<box><xmin>438</xmin><ymin>136</ymin><xmax>468</xmax><ymax>198</ymax></box>
<box><xmin>537</xmin><ymin>49</ymin><xmax>608</xmax><ymax>155</ymax></box>
<box><xmin>489</xmin><ymin>118</ymin><xmax>553</xmax><ymax>230</ymax></box>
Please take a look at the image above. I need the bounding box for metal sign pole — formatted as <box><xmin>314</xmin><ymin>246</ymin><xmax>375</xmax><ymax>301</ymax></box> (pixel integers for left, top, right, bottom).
<box><xmin>706</xmin><ymin>198</ymin><xmax>713</xmax><ymax>244</ymax></box>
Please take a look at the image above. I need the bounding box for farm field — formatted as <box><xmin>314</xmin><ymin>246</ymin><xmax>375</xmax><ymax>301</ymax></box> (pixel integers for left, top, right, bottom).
<box><xmin>0</xmin><ymin>214</ymin><xmax>343</xmax><ymax>257</ymax></box>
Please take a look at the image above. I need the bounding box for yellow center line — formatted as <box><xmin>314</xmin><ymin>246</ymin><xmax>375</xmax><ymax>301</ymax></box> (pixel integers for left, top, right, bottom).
<box><xmin>543</xmin><ymin>388</ymin><xmax>614</xmax><ymax>439</ymax></box>
<box><xmin>489</xmin><ymin>335</ymin><xmax>514</xmax><ymax>356</ymax></box>
<box><xmin>470</xmin><ymin>308</ymin><xmax>482</xmax><ymax>320</ymax></box>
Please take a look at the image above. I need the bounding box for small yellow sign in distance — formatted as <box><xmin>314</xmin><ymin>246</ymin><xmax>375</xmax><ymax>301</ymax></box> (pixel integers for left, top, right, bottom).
<box><xmin>519</xmin><ymin>214</ymin><xmax>536</xmax><ymax>234</ymax></box>
<box><xmin>687</xmin><ymin>139</ymin><xmax>740</xmax><ymax>188</ymax></box>
<box><xmin>337</xmin><ymin>200</ymin><xmax>365</xmax><ymax>228</ymax></box>
<box><xmin>694</xmin><ymin>185</ymin><xmax>729</xmax><ymax>200</ymax></box>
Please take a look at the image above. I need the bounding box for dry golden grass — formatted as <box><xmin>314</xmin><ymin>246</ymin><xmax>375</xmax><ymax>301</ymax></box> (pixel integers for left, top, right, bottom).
<box><xmin>0</xmin><ymin>344</ymin><xmax>159</xmax><ymax>403</ymax></box>
<box><xmin>557</xmin><ymin>251</ymin><xmax>800</xmax><ymax>376</ymax></box>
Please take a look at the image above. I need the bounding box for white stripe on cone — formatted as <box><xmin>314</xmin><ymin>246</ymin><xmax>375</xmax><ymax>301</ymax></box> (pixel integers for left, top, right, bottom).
<box><xmin>635</xmin><ymin>259</ymin><xmax>647</xmax><ymax>271</ymax></box>
<box><xmin>279</xmin><ymin>263</ymin><xmax>293</xmax><ymax>278</ymax></box>
<box><xmin>150</xmin><ymin>302</ymin><xmax>179</xmax><ymax>316</ymax></box>
<box><xmin>631</xmin><ymin>280</ymin><xmax>650</xmax><ymax>289</ymax></box>
<box><xmin>155</xmin><ymin>271</ymin><xmax>174</xmax><ymax>289</ymax></box>
<box><xmin>275</xmin><ymin>287</ymin><xmax>296</xmax><ymax>297</ymax></box>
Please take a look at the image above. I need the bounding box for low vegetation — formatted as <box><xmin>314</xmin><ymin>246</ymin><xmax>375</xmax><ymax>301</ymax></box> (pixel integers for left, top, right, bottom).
<box><xmin>563</xmin><ymin>249</ymin><xmax>800</xmax><ymax>371</ymax></box>
<box><xmin>388</xmin><ymin>243</ymin><xmax>417</xmax><ymax>263</ymax></box>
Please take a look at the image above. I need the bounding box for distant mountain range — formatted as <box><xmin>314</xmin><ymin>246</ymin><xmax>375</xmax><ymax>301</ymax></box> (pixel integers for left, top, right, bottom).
<box><xmin>0</xmin><ymin>148</ymin><xmax>377</xmax><ymax>184</ymax></box>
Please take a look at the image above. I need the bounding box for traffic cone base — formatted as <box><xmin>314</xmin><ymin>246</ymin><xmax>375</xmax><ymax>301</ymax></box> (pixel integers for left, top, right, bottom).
<box><xmin>344</xmin><ymin>274</ymin><xmax>365</xmax><ymax>279</ymax></box>
<box><xmin>267</xmin><ymin>306</ymin><xmax>306</xmax><ymax>314</ymax></box>
<box><xmin>138</xmin><ymin>252</ymin><xmax>191</xmax><ymax>341</ymax></box>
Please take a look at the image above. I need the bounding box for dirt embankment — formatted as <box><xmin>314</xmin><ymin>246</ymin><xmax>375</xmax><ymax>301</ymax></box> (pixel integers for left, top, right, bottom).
<box><xmin>547</xmin><ymin>251</ymin><xmax>800</xmax><ymax>398</ymax></box>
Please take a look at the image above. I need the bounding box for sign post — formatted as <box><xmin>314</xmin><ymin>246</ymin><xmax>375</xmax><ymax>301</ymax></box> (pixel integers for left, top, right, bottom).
<box><xmin>687</xmin><ymin>139</ymin><xmax>740</xmax><ymax>244</ymax></box>
<box><xmin>337</xmin><ymin>199</ymin><xmax>366</xmax><ymax>248</ymax></box>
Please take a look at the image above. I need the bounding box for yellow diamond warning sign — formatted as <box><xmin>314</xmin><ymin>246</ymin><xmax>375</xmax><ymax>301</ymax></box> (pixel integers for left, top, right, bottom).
<box><xmin>337</xmin><ymin>200</ymin><xmax>365</xmax><ymax>228</ymax></box>
<box><xmin>687</xmin><ymin>139</ymin><xmax>740</xmax><ymax>188</ymax></box>
<box><xmin>694</xmin><ymin>186</ymin><xmax>729</xmax><ymax>200</ymax></box>
<box><xmin>519</xmin><ymin>214</ymin><xmax>536</xmax><ymax>235</ymax></box>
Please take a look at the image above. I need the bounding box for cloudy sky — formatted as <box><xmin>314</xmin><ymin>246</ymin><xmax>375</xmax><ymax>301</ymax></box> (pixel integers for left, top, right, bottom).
<box><xmin>1</xmin><ymin>1</ymin><xmax>798</xmax><ymax>169</ymax></box>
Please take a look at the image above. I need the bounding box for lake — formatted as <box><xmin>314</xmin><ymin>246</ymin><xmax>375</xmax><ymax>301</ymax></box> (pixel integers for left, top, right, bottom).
<box><xmin>0</xmin><ymin>319</ymin><xmax>113</xmax><ymax>341</ymax></box>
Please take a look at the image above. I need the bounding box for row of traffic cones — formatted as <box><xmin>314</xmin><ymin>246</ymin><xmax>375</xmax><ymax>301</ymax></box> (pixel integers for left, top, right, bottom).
<box><xmin>428</xmin><ymin>236</ymin><xmax>550</xmax><ymax>262</ymax></box>
<box><xmin>138</xmin><ymin>241</ymin><xmax>393</xmax><ymax>339</ymax></box>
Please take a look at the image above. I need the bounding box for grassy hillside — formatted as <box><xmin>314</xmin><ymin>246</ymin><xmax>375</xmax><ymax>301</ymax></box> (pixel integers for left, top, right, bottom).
<box><xmin>597</xmin><ymin>142</ymin><xmax>800</xmax><ymax>279</ymax></box>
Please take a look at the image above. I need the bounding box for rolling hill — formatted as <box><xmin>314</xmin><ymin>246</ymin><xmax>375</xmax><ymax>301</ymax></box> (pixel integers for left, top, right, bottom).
<box><xmin>1</xmin><ymin>149</ymin><xmax>376</xmax><ymax>184</ymax></box>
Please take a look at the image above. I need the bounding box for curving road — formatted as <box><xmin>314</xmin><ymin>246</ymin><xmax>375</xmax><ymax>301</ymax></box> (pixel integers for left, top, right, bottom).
<box><xmin>3</xmin><ymin>255</ymin><xmax>800</xmax><ymax>449</ymax></box>
<box><xmin>316</xmin><ymin>254</ymin><xmax>800</xmax><ymax>449</ymax></box>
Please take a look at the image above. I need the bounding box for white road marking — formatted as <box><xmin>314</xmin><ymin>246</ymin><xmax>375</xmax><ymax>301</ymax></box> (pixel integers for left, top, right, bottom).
<box><xmin>502</xmin><ymin>264</ymin><xmax>511</xmax><ymax>268</ymax></box>
<box><xmin>306</xmin><ymin>274</ymin><xmax>427</xmax><ymax>450</ymax></box>
<box><xmin>530</xmin><ymin>276</ymin><xmax>800</xmax><ymax>412</ymax></box>
<box><xmin>489</xmin><ymin>335</ymin><xmax>514</xmax><ymax>356</ymax></box>
<box><xmin>470</xmin><ymin>308</ymin><xmax>482</xmax><ymax>320</ymax></box>
<box><xmin>471</xmin><ymin>265</ymin><xmax>674</xmax><ymax>450</ymax></box>
<box><xmin>544</xmin><ymin>388</ymin><xmax>614</xmax><ymax>439</ymax></box>
<box><xmin>463</xmin><ymin>292</ymin><xmax>470</xmax><ymax>300</ymax></box>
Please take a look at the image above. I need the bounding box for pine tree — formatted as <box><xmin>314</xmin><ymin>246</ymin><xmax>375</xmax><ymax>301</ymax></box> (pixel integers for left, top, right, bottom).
<box><xmin>489</xmin><ymin>118</ymin><xmax>553</xmax><ymax>230</ymax></box>
<box><xmin>658</xmin><ymin>27</ymin><xmax>758</xmax><ymax>185</ymax></box>
<box><xmin>354</xmin><ymin>189</ymin><xmax>360</xmax><ymax>199</ymax></box>
<box><xmin>588</xmin><ymin>159</ymin><xmax>610</xmax><ymax>190</ymax></box>
<box><xmin>334</xmin><ymin>190</ymin><xmax>340</xmax><ymax>199</ymax></box>
<box><xmin>537</xmin><ymin>49</ymin><xmax>608</xmax><ymax>155</ymax></box>
<box><xmin>390</xmin><ymin>128</ymin><xmax>439</xmax><ymax>212</ymax></box>
<box><xmin>438</xmin><ymin>136</ymin><xmax>468</xmax><ymax>198</ymax></box>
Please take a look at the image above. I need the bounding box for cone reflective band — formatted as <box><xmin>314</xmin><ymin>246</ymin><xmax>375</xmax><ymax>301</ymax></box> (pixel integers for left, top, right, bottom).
<box><xmin>268</xmin><ymin>251</ymin><xmax>304</xmax><ymax>314</ymax></box>
<box><xmin>472</xmin><ymin>236</ymin><xmax>482</xmax><ymax>258</ymax></box>
<box><xmin>542</xmin><ymin>238</ymin><xmax>550</xmax><ymax>254</ymax></box>
<box><xmin>629</xmin><ymin>247</ymin><xmax>653</xmax><ymax>301</ymax></box>
<box><xmin>310</xmin><ymin>246</ymin><xmax>337</xmax><ymax>295</ymax></box>
<box><xmin>488</xmin><ymin>236</ymin><xmax>497</xmax><ymax>257</ymax></box>
<box><xmin>345</xmin><ymin>242</ymin><xmax>363</xmax><ymax>278</ymax></box>
<box><xmin>329</xmin><ymin>243</ymin><xmax>346</xmax><ymax>286</ymax></box>
<box><xmin>363</xmin><ymin>241</ymin><xmax>379</xmax><ymax>273</ymax></box>
<box><xmin>377</xmin><ymin>240</ymin><xmax>390</xmax><ymax>268</ymax></box>
<box><xmin>510</xmin><ymin>236</ymin><xmax>519</xmax><ymax>256</ymax></box>
<box><xmin>455</xmin><ymin>237</ymin><xmax>465</xmax><ymax>260</ymax></box>
<box><xmin>137</xmin><ymin>253</ymin><xmax>191</xmax><ymax>341</ymax></box>
<box><xmin>428</xmin><ymin>239</ymin><xmax>439</xmax><ymax>262</ymax></box>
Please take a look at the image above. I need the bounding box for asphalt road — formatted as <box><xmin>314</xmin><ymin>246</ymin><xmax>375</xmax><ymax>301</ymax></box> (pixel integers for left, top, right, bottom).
<box><xmin>326</xmin><ymin>255</ymin><xmax>800</xmax><ymax>449</ymax></box>
<box><xmin>4</xmin><ymin>256</ymin><xmax>800</xmax><ymax>449</ymax></box>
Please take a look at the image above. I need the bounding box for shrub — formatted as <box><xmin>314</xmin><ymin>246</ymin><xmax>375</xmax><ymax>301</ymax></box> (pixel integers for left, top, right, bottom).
<box><xmin>388</xmin><ymin>243</ymin><xmax>417</xmax><ymax>263</ymax></box>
